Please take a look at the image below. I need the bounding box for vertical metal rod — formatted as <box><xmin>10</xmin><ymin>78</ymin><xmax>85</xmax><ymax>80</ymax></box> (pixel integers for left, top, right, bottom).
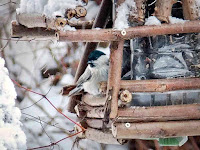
<box><xmin>107</xmin><ymin>41</ymin><xmax>124</xmax><ymax>118</ymax></box>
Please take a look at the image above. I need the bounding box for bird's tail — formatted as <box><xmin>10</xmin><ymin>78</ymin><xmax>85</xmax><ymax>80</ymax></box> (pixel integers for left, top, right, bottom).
<box><xmin>68</xmin><ymin>85</ymin><xmax>83</xmax><ymax>97</ymax></box>
<box><xmin>61</xmin><ymin>85</ymin><xmax>83</xmax><ymax>96</ymax></box>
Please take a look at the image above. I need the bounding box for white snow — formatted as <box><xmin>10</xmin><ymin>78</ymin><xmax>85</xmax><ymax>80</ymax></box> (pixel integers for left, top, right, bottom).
<box><xmin>17</xmin><ymin>0</ymin><xmax>84</xmax><ymax>18</ymax></box>
<box><xmin>145</xmin><ymin>16</ymin><xmax>187</xmax><ymax>26</ymax></box>
<box><xmin>169</xmin><ymin>16</ymin><xmax>187</xmax><ymax>24</ymax></box>
<box><xmin>0</xmin><ymin>57</ymin><xmax>26</xmax><ymax>150</ymax></box>
<box><xmin>60</xmin><ymin>74</ymin><xmax>74</xmax><ymax>85</ymax></box>
<box><xmin>63</xmin><ymin>25</ymin><xmax>76</xmax><ymax>31</ymax></box>
<box><xmin>145</xmin><ymin>16</ymin><xmax>161</xmax><ymax>26</ymax></box>
<box><xmin>114</xmin><ymin>0</ymin><xmax>137</xmax><ymax>30</ymax></box>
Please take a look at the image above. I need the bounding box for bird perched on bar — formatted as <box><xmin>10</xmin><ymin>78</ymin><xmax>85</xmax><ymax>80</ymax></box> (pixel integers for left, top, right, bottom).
<box><xmin>64</xmin><ymin>50</ymin><xmax>109</xmax><ymax>96</ymax></box>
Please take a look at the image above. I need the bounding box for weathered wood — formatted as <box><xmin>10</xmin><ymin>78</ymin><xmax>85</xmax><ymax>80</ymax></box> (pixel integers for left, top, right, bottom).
<box><xmin>75</xmin><ymin>104</ymin><xmax>105</xmax><ymax>118</ymax></box>
<box><xmin>86</xmin><ymin>119</ymin><xmax>111</xmax><ymax>129</ymax></box>
<box><xmin>120</xmin><ymin>90</ymin><xmax>132</xmax><ymax>103</ymax></box>
<box><xmin>84</xmin><ymin>128</ymin><xmax>121</xmax><ymax>144</ymax></box>
<box><xmin>56</xmin><ymin>20</ymin><xmax>200</xmax><ymax>42</ymax></box>
<box><xmin>182</xmin><ymin>0</ymin><xmax>199</xmax><ymax>20</ymax></box>
<box><xmin>129</xmin><ymin>0</ymin><xmax>147</xmax><ymax>23</ymax></box>
<box><xmin>12</xmin><ymin>20</ymin><xmax>200</xmax><ymax>41</ymax></box>
<box><xmin>11</xmin><ymin>21</ymin><xmax>56</xmax><ymax>39</ymax></box>
<box><xmin>108</xmin><ymin>41</ymin><xmax>124</xmax><ymax>118</ymax></box>
<box><xmin>16</xmin><ymin>13</ymin><xmax>94</xmax><ymax>29</ymax></box>
<box><xmin>99</xmin><ymin>78</ymin><xmax>200</xmax><ymax>93</ymax></box>
<box><xmin>117</xmin><ymin>104</ymin><xmax>200</xmax><ymax>122</ymax></box>
<box><xmin>75</xmin><ymin>103</ymin><xmax>200</xmax><ymax>122</ymax></box>
<box><xmin>154</xmin><ymin>0</ymin><xmax>176</xmax><ymax>23</ymax></box>
<box><xmin>82</xmin><ymin>94</ymin><xmax>106</xmax><ymax>106</ymax></box>
<box><xmin>74</xmin><ymin>125</ymin><xmax>121</xmax><ymax>144</ymax></box>
<box><xmin>67</xmin><ymin>0</ymin><xmax>112</xmax><ymax>113</ymax></box>
<box><xmin>112</xmin><ymin>120</ymin><xmax>200</xmax><ymax>139</ymax></box>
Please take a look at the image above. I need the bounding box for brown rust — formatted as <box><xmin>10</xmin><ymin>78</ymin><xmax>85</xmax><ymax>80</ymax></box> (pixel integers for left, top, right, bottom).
<box><xmin>117</xmin><ymin>104</ymin><xmax>200</xmax><ymax>122</ymax></box>
<box><xmin>112</xmin><ymin>120</ymin><xmax>200</xmax><ymax>139</ymax></box>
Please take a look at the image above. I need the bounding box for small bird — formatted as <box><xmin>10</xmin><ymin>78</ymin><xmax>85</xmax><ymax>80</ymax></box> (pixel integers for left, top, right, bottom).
<box><xmin>68</xmin><ymin>50</ymin><xmax>109</xmax><ymax>96</ymax></box>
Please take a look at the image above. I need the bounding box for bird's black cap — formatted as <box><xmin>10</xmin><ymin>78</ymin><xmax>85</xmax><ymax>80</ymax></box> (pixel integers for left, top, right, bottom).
<box><xmin>88</xmin><ymin>50</ymin><xmax>106</xmax><ymax>62</ymax></box>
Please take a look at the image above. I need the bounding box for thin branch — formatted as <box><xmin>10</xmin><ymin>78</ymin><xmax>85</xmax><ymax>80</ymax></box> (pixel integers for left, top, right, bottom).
<box><xmin>27</xmin><ymin>131</ymin><xmax>83</xmax><ymax>150</ymax></box>
<box><xmin>12</xmin><ymin>79</ymin><xmax>85</xmax><ymax>131</ymax></box>
<box><xmin>20</xmin><ymin>86</ymin><xmax>52</xmax><ymax>110</ymax></box>
<box><xmin>22</xmin><ymin>113</ymin><xmax>67</xmax><ymax>131</ymax></box>
<box><xmin>0</xmin><ymin>1</ymin><xmax>17</xmax><ymax>7</ymax></box>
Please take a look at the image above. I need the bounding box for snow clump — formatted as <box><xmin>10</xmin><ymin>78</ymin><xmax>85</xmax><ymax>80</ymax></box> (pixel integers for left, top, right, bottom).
<box><xmin>145</xmin><ymin>16</ymin><xmax>161</xmax><ymax>26</ymax></box>
<box><xmin>0</xmin><ymin>57</ymin><xmax>26</xmax><ymax>150</ymax></box>
<box><xmin>114</xmin><ymin>0</ymin><xmax>137</xmax><ymax>30</ymax></box>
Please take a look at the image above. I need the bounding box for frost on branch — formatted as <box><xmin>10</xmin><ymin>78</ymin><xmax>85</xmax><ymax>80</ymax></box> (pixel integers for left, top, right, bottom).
<box><xmin>0</xmin><ymin>58</ymin><xmax>26</xmax><ymax>150</ymax></box>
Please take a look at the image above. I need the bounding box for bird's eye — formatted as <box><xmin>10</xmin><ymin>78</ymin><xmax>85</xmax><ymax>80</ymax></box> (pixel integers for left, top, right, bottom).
<box><xmin>90</xmin><ymin>63</ymin><xmax>95</xmax><ymax>68</ymax></box>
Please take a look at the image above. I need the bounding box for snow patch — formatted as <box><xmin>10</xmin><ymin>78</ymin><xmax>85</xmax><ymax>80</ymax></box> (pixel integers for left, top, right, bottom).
<box><xmin>145</xmin><ymin>16</ymin><xmax>161</xmax><ymax>26</ymax></box>
<box><xmin>169</xmin><ymin>16</ymin><xmax>187</xmax><ymax>24</ymax></box>
<box><xmin>0</xmin><ymin>57</ymin><xmax>26</xmax><ymax>150</ymax></box>
<box><xmin>17</xmin><ymin>0</ymin><xmax>84</xmax><ymax>18</ymax></box>
<box><xmin>63</xmin><ymin>25</ymin><xmax>76</xmax><ymax>31</ymax></box>
<box><xmin>60</xmin><ymin>74</ymin><xmax>74</xmax><ymax>85</ymax></box>
<box><xmin>114</xmin><ymin>0</ymin><xmax>137</xmax><ymax>30</ymax></box>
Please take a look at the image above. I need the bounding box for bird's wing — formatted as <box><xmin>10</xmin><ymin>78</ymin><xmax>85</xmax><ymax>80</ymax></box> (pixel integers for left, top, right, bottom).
<box><xmin>68</xmin><ymin>66</ymin><xmax>91</xmax><ymax>97</ymax></box>
<box><xmin>76</xmin><ymin>66</ymin><xmax>92</xmax><ymax>86</ymax></box>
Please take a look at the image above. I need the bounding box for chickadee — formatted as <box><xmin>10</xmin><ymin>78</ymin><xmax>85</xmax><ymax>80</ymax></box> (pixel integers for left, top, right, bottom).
<box><xmin>69</xmin><ymin>50</ymin><xmax>109</xmax><ymax>96</ymax></box>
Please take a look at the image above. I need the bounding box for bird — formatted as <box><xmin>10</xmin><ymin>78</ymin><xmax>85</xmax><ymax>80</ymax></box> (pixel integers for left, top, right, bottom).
<box><xmin>68</xmin><ymin>50</ymin><xmax>109</xmax><ymax>96</ymax></box>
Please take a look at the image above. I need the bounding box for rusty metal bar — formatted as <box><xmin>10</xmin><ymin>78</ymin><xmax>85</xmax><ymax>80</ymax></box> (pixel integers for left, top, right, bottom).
<box><xmin>67</xmin><ymin>0</ymin><xmax>112</xmax><ymax>113</ymax></box>
<box><xmin>100</xmin><ymin>78</ymin><xmax>200</xmax><ymax>93</ymax></box>
<box><xmin>56</xmin><ymin>20</ymin><xmax>200</xmax><ymax>42</ymax></box>
<box><xmin>107</xmin><ymin>41</ymin><xmax>124</xmax><ymax>118</ymax></box>
<box><xmin>112</xmin><ymin>120</ymin><xmax>200</xmax><ymax>139</ymax></box>
<box><xmin>117</xmin><ymin>104</ymin><xmax>200</xmax><ymax>122</ymax></box>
